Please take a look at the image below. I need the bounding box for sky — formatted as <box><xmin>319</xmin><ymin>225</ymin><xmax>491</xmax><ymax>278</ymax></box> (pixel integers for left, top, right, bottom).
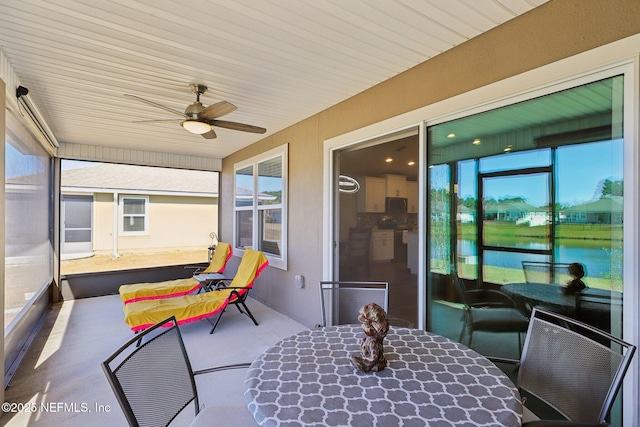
<box><xmin>457</xmin><ymin>140</ymin><xmax>623</xmax><ymax>207</ymax></box>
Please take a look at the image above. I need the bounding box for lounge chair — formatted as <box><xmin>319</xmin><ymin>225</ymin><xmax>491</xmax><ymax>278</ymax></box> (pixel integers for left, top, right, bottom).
<box><xmin>118</xmin><ymin>242</ymin><xmax>232</xmax><ymax>304</ymax></box>
<box><xmin>123</xmin><ymin>249</ymin><xmax>269</xmax><ymax>334</ymax></box>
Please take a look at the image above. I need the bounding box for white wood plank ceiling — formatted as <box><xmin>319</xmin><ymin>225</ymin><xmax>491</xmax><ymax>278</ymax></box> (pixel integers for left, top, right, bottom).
<box><xmin>0</xmin><ymin>0</ymin><xmax>548</xmax><ymax>160</ymax></box>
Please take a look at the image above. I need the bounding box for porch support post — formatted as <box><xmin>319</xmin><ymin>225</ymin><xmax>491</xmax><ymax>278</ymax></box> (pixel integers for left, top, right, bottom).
<box><xmin>113</xmin><ymin>192</ymin><xmax>120</xmax><ymax>258</ymax></box>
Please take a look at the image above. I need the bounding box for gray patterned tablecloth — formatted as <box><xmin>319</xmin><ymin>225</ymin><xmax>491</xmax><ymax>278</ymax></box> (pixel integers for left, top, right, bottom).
<box><xmin>244</xmin><ymin>325</ymin><xmax>522</xmax><ymax>427</ymax></box>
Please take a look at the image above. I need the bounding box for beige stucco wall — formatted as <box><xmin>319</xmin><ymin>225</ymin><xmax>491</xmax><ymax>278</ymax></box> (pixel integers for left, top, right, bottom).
<box><xmin>221</xmin><ymin>0</ymin><xmax>640</xmax><ymax>327</ymax></box>
<box><xmin>91</xmin><ymin>193</ymin><xmax>218</xmax><ymax>254</ymax></box>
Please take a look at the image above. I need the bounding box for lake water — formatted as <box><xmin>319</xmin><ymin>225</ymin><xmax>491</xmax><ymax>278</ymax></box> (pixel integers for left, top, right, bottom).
<box><xmin>456</xmin><ymin>239</ymin><xmax>618</xmax><ymax>279</ymax></box>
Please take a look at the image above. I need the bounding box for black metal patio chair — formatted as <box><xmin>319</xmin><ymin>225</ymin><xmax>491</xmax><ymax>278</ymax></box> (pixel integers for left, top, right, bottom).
<box><xmin>344</xmin><ymin>227</ymin><xmax>372</xmax><ymax>280</ymax></box>
<box><xmin>319</xmin><ymin>280</ymin><xmax>389</xmax><ymax>327</ymax></box>
<box><xmin>521</xmin><ymin>261</ymin><xmax>573</xmax><ymax>285</ymax></box>
<box><xmin>493</xmin><ymin>308</ymin><xmax>636</xmax><ymax>425</ymax></box>
<box><xmin>102</xmin><ymin>316</ymin><xmax>257</xmax><ymax>426</ymax></box>
<box><xmin>454</xmin><ymin>273</ymin><xmax>529</xmax><ymax>355</ymax></box>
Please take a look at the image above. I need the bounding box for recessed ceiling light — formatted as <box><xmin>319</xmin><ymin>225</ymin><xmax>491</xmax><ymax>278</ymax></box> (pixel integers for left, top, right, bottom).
<box><xmin>385</xmin><ymin>158</ymin><xmax>393</xmax><ymax>163</ymax></box>
<box><xmin>472</xmin><ymin>138</ymin><xmax>481</xmax><ymax>145</ymax></box>
<box><xmin>447</xmin><ymin>133</ymin><xmax>456</xmax><ymax>138</ymax></box>
<box><xmin>407</xmin><ymin>161</ymin><xmax>415</xmax><ymax>166</ymax></box>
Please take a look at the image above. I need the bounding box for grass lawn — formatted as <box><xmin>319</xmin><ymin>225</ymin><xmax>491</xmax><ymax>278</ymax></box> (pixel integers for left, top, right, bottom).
<box><xmin>458</xmin><ymin>264</ymin><xmax>618</xmax><ymax>290</ymax></box>
<box><xmin>460</xmin><ymin>222</ymin><xmax>623</xmax><ymax>242</ymax></box>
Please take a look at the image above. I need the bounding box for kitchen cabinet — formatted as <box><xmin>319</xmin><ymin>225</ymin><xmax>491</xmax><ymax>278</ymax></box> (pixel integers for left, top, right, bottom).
<box><xmin>406</xmin><ymin>181</ymin><xmax>418</xmax><ymax>213</ymax></box>
<box><xmin>384</xmin><ymin>174</ymin><xmax>407</xmax><ymax>198</ymax></box>
<box><xmin>356</xmin><ymin>176</ymin><xmax>385</xmax><ymax>212</ymax></box>
<box><xmin>371</xmin><ymin>229</ymin><xmax>394</xmax><ymax>262</ymax></box>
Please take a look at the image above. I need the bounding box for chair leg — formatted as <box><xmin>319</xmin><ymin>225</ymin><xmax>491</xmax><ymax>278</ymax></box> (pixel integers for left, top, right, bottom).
<box><xmin>517</xmin><ymin>332</ymin><xmax>523</xmax><ymax>357</ymax></box>
<box><xmin>208</xmin><ymin>310</ymin><xmax>225</xmax><ymax>334</ymax></box>
<box><xmin>238</xmin><ymin>301</ymin><xmax>259</xmax><ymax>326</ymax></box>
<box><xmin>459</xmin><ymin>312</ymin><xmax>468</xmax><ymax>345</ymax></box>
<box><xmin>459</xmin><ymin>323</ymin><xmax>467</xmax><ymax>344</ymax></box>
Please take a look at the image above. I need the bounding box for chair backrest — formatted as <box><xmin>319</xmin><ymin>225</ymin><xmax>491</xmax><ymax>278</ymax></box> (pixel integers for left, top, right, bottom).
<box><xmin>203</xmin><ymin>242</ymin><xmax>232</xmax><ymax>273</ymax></box>
<box><xmin>452</xmin><ymin>273</ymin><xmax>470</xmax><ymax>307</ymax></box>
<box><xmin>518</xmin><ymin>308</ymin><xmax>636</xmax><ymax>424</ymax></box>
<box><xmin>347</xmin><ymin>227</ymin><xmax>372</xmax><ymax>261</ymax></box>
<box><xmin>319</xmin><ymin>281</ymin><xmax>389</xmax><ymax>327</ymax></box>
<box><xmin>452</xmin><ymin>273</ymin><xmax>478</xmax><ymax>325</ymax></box>
<box><xmin>521</xmin><ymin>261</ymin><xmax>573</xmax><ymax>284</ymax></box>
<box><xmin>228</xmin><ymin>249</ymin><xmax>269</xmax><ymax>290</ymax></box>
<box><xmin>102</xmin><ymin>316</ymin><xmax>198</xmax><ymax>427</ymax></box>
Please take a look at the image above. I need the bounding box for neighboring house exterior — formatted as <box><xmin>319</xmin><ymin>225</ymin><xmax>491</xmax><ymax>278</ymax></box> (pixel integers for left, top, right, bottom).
<box><xmin>61</xmin><ymin>163</ymin><xmax>218</xmax><ymax>258</ymax></box>
<box><xmin>457</xmin><ymin>205</ymin><xmax>475</xmax><ymax>224</ymax></box>
<box><xmin>561</xmin><ymin>196</ymin><xmax>623</xmax><ymax>224</ymax></box>
<box><xmin>483</xmin><ymin>200</ymin><xmax>542</xmax><ymax>223</ymax></box>
<box><xmin>515</xmin><ymin>211</ymin><xmax>550</xmax><ymax>227</ymax></box>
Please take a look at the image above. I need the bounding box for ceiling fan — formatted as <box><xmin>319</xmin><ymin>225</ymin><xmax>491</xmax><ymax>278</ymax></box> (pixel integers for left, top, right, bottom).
<box><xmin>125</xmin><ymin>84</ymin><xmax>266</xmax><ymax>139</ymax></box>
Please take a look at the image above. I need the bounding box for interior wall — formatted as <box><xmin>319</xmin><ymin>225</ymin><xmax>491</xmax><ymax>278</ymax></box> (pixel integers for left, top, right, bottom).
<box><xmin>220</xmin><ymin>0</ymin><xmax>640</xmax><ymax>327</ymax></box>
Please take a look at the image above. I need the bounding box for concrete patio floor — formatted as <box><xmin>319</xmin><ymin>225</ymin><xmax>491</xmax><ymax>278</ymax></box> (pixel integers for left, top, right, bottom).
<box><xmin>0</xmin><ymin>294</ymin><xmax>307</xmax><ymax>426</ymax></box>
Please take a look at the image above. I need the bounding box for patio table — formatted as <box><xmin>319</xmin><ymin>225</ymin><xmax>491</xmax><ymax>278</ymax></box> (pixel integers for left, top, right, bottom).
<box><xmin>193</xmin><ymin>272</ymin><xmax>225</xmax><ymax>282</ymax></box>
<box><xmin>193</xmin><ymin>272</ymin><xmax>225</xmax><ymax>290</ymax></box>
<box><xmin>501</xmin><ymin>283</ymin><xmax>619</xmax><ymax>316</ymax></box>
<box><xmin>244</xmin><ymin>324</ymin><xmax>522</xmax><ymax>427</ymax></box>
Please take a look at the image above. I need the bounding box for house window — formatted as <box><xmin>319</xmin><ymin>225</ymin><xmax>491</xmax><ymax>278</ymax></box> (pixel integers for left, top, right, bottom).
<box><xmin>234</xmin><ymin>144</ymin><xmax>288</xmax><ymax>269</ymax></box>
<box><xmin>120</xmin><ymin>196</ymin><xmax>149</xmax><ymax>235</ymax></box>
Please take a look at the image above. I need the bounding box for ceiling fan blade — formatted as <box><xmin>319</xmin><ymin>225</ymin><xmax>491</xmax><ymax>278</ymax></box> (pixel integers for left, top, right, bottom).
<box><xmin>133</xmin><ymin>119</ymin><xmax>183</xmax><ymax>123</ymax></box>
<box><xmin>211</xmin><ymin>119</ymin><xmax>267</xmax><ymax>134</ymax></box>
<box><xmin>199</xmin><ymin>101</ymin><xmax>237</xmax><ymax>120</ymax></box>
<box><xmin>124</xmin><ymin>94</ymin><xmax>185</xmax><ymax>117</ymax></box>
<box><xmin>201</xmin><ymin>129</ymin><xmax>217</xmax><ymax>139</ymax></box>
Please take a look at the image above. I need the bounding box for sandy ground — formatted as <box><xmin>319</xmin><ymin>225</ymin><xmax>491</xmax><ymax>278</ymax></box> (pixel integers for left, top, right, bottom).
<box><xmin>60</xmin><ymin>249</ymin><xmax>210</xmax><ymax>275</ymax></box>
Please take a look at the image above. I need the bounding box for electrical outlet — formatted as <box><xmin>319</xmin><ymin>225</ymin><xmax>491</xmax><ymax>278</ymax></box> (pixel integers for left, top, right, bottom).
<box><xmin>295</xmin><ymin>275</ymin><xmax>305</xmax><ymax>289</ymax></box>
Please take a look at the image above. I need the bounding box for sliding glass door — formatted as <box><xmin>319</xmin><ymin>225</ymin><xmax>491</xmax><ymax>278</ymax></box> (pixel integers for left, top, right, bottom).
<box><xmin>427</xmin><ymin>75</ymin><xmax>625</xmax><ymax>358</ymax></box>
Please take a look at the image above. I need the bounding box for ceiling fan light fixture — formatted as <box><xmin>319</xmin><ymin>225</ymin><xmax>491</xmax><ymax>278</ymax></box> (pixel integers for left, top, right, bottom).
<box><xmin>181</xmin><ymin>120</ymin><xmax>211</xmax><ymax>134</ymax></box>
